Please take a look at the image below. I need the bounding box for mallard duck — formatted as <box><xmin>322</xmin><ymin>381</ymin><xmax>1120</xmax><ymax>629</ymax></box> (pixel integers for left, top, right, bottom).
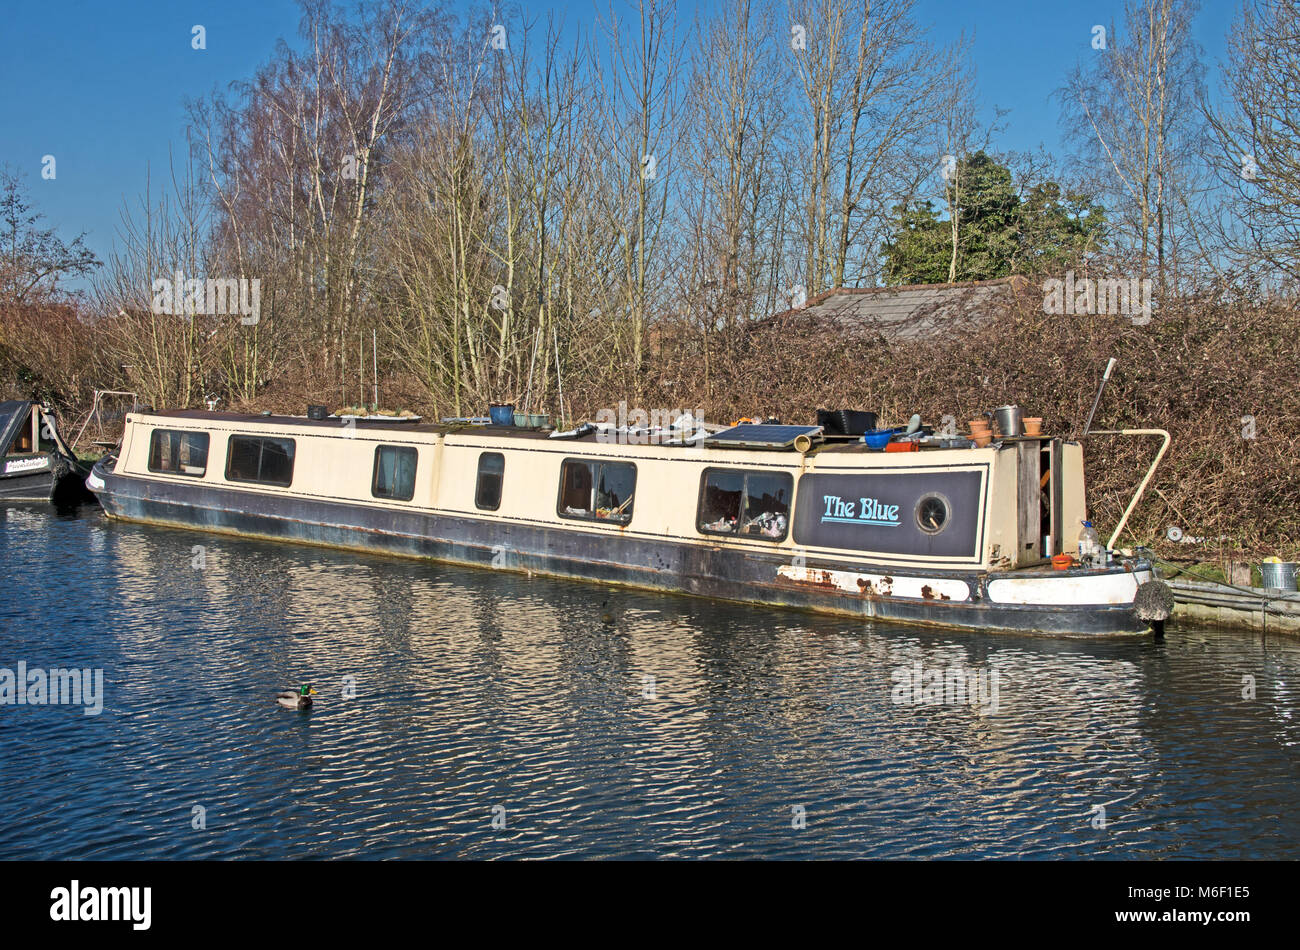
<box><xmin>277</xmin><ymin>684</ymin><xmax>317</xmax><ymax>710</ymax></box>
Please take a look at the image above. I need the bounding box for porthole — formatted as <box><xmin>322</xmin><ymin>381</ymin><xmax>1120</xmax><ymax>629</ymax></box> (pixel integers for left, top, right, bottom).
<box><xmin>915</xmin><ymin>492</ymin><xmax>951</xmax><ymax>535</ymax></box>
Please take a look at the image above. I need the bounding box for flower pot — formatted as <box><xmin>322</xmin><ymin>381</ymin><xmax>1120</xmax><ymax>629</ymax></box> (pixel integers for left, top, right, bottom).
<box><xmin>513</xmin><ymin>412</ymin><xmax>551</xmax><ymax>429</ymax></box>
<box><xmin>1052</xmin><ymin>553</ymin><xmax>1075</xmax><ymax>571</ymax></box>
<box><xmin>1023</xmin><ymin>417</ymin><xmax>1043</xmax><ymax>437</ymax></box>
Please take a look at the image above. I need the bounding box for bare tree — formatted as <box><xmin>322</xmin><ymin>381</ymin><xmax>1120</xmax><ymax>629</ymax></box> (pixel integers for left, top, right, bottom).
<box><xmin>788</xmin><ymin>0</ymin><xmax>961</xmax><ymax>294</ymax></box>
<box><xmin>929</xmin><ymin>54</ymin><xmax>994</xmax><ymax>283</ymax></box>
<box><xmin>189</xmin><ymin>0</ymin><xmax>439</xmax><ymax>402</ymax></box>
<box><xmin>95</xmin><ymin>152</ymin><xmax>212</xmax><ymax>409</ymax></box>
<box><xmin>590</xmin><ymin>0</ymin><xmax>684</xmax><ymax>393</ymax></box>
<box><xmin>1203</xmin><ymin>0</ymin><xmax>1300</xmax><ymax>286</ymax></box>
<box><xmin>682</xmin><ymin>0</ymin><xmax>787</xmax><ymax>322</ymax></box>
<box><xmin>1058</xmin><ymin>0</ymin><xmax>1205</xmax><ymax>285</ymax></box>
<box><xmin>0</xmin><ymin>168</ymin><xmax>100</xmax><ymax>305</ymax></box>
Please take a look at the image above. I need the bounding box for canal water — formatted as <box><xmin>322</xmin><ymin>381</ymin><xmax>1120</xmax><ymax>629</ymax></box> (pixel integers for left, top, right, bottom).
<box><xmin>1</xmin><ymin>503</ymin><xmax>1297</xmax><ymax>859</ymax></box>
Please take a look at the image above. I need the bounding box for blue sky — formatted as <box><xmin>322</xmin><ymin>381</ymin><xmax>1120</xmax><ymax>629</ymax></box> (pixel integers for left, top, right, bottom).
<box><xmin>0</xmin><ymin>0</ymin><xmax>1239</xmax><ymax>293</ymax></box>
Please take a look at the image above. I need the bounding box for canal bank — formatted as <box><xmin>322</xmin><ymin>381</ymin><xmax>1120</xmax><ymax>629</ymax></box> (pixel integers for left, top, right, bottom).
<box><xmin>1167</xmin><ymin>578</ymin><xmax>1300</xmax><ymax>635</ymax></box>
<box><xmin>1148</xmin><ymin>558</ymin><xmax>1300</xmax><ymax>636</ymax></box>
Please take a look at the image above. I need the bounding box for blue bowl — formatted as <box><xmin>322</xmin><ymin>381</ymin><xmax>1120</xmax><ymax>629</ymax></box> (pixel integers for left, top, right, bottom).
<box><xmin>862</xmin><ymin>429</ymin><xmax>894</xmax><ymax>449</ymax></box>
<box><xmin>488</xmin><ymin>404</ymin><xmax>515</xmax><ymax>426</ymax></box>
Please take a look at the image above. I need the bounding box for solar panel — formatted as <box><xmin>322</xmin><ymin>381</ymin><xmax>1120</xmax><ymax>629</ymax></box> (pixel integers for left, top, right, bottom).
<box><xmin>703</xmin><ymin>424</ymin><xmax>823</xmax><ymax>450</ymax></box>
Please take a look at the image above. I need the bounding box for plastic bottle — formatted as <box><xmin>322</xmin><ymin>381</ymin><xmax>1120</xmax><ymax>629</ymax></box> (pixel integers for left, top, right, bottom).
<box><xmin>1077</xmin><ymin>520</ymin><xmax>1100</xmax><ymax>566</ymax></box>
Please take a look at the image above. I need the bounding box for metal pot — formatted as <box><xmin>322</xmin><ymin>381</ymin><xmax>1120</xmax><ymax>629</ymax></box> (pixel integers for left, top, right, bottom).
<box><xmin>1260</xmin><ymin>561</ymin><xmax>1298</xmax><ymax>591</ymax></box>
<box><xmin>993</xmin><ymin>405</ymin><xmax>1023</xmax><ymax>438</ymax></box>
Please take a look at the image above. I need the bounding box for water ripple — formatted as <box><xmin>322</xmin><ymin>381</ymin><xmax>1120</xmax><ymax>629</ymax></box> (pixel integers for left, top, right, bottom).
<box><xmin>0</xmin><ymin>503</ymin><xmax>1298</xmax><ymax>858</ymax></box>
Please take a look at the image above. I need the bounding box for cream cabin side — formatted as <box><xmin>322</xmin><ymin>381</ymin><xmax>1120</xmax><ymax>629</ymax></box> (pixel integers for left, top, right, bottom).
<box><xmin>116</xmin><ymin>412</ymin><xmax>447</xmax><ymax>512</ymax></box>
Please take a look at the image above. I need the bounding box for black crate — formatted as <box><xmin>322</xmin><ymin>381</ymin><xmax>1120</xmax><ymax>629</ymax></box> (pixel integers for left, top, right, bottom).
<box><xmin>816</xmin><ymin>409</ymin><xmax>877</xmax><ymax>436</ymax></box>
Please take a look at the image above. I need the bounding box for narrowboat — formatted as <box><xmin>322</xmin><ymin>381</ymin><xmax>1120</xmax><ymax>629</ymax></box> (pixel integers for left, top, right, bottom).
<box><xmin>0</xmin><ymin>400</ymin><xmax>93</xmax><ymax>504</ymax></box>
<box><xmin>86</xmin><ymin>409</ymin><xmax>1169</xmax><ymax>635</ymax></box>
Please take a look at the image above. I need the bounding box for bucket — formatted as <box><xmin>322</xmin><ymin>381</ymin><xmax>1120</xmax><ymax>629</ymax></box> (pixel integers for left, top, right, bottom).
<box><xmin>993</xmin><ymin>405</ymin><xmax>1023</xmax><ymax>437</ymax></box>
<box><xmin>1260</xmin><ymin>561</ymin><xmax>1298</xmax><ymax>591</ymax></box>
<box><xmin>488</xmin><ymin>404</ymin><xmax>515</xmax><ymax>426</ymax></box>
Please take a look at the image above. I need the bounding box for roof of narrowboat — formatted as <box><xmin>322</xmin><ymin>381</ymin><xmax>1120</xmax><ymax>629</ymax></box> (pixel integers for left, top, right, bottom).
<box><xmin>134</xmin><ymin>409</ymin><xmax>1005</xmax><ymax>455</ymax></box>
<box><xmin>138</xmin><ymin>409</ymin><xmax>588</xmax><ymax>440</ymax></box>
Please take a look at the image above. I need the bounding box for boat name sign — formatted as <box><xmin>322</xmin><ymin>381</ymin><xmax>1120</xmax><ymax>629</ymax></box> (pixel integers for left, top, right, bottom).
<box><xmin>4</xmin><ymin>457</ymin><xmax>49</xmax><ymax>474</ymax></box>
<box><xmin>821</xmin><ymin>494</ymin><xmax>900</xmax><ymax>527</ymax></box>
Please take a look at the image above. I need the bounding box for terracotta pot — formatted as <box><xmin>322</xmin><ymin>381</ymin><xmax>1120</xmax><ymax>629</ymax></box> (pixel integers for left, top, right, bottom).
<box><xmin>972</xmin><ymin>433</ymin><xmax>992</xmax><ymax>447</ymax></box>
<box><xmin>968</xmin><ymin>419</ymin><xmax>990</xmax><ymax>432</ymax></box>
<box><xmin>1023</xmin><ymin>417</ymin><xmax>1043</xmax><ymax>436</ymax></box>
<box><xmin>1051</xmin><ymin>553</ymin><xmax>1075</xmax><ymax>571</ymax></box>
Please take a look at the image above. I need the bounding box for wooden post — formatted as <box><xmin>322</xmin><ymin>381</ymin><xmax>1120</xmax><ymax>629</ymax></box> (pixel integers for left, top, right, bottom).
<box><xmin>1016</xmin><ymin>441</ymin><xmax>1043</xmax><ymax>565</ymax></box>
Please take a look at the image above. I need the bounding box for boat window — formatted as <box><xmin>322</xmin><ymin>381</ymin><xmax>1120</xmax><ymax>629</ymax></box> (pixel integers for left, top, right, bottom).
<box><xmin>9</xmin><ymin>407</ymin><xmax>35</xmax><ymax>454</ymax></box>
<box><xmin>372</xmin><ymin>445</ymin><xmax>417</xmax><ymax>501</ymax></box>
<box><xmin>558</xmin><ymin>459</ymin><xmax>635</xmax><ymax>524</ymax></box>
<box><xmin>915</xmin><ymin>492</ymin><xmax>951</xmax><ymax>535</ymax></box>
<box><xmin>475</xmin><ymin>452</ymin><xmax>504</xmax><ymax>510</ymax></box>
<box><xmin>225</xmin><ymin>435</ymin><xmax>295</xmax><ymax>486</ymax></box>
<box><xmin>148</xmin><ymin>429</ymin><xmax>211</xmax><ymax>477</ymax></box>
<box><xmin>698</xmin><ymin>468</ymin><xmax>792</xmax><ymax>541</ymax></box>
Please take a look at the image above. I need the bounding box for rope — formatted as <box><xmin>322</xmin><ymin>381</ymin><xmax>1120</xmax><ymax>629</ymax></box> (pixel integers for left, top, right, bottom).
<box><xmin>1147</xmin><ymin>549</ymin><xmax>1300</xmax><ymax>609</ymax></box>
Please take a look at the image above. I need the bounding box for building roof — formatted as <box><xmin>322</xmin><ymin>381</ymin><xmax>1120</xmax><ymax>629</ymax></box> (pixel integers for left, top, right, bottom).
<box><xmin>765</xmin><ymin>276</ymin><xmax>1029</xmax><ymax>339</ymax></box>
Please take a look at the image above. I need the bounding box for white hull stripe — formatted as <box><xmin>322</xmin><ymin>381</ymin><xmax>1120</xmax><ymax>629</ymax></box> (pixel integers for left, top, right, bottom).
<box><xmin>986</xmin><ymin>570</ymin><xmax>1152</xmax><ymax>606</ymax></box>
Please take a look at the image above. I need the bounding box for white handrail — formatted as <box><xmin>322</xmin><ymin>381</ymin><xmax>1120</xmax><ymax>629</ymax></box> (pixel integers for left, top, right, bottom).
<box><xmin>1082</xmin><ymin>429</ymin><xmax>1172</xmax><ymax>550</ymax></box>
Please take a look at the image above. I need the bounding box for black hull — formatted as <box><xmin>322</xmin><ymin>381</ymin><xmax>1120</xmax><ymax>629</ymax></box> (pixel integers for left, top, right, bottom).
<box><xmin>91</xmin><ymin>465</ymin><xmax>1148</xmax><ymax>636</ymax></box>
<box><xmin>0</xmin><ymin>469</ymin><xmax>58</xmax><ymax>501</ymax></box>
<box><xmin>0</xmin><ymin>461</ymin><xmax>95</xmax><ymax>504</ymax></box>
